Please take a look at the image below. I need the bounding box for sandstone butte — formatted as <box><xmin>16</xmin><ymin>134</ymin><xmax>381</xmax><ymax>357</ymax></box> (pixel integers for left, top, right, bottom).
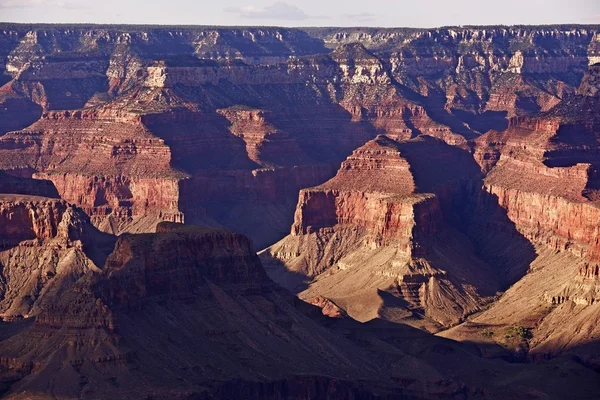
<box><xmin>1</xmin><ymin>24</ymin><xmax>600</xmax><ymax>399</ymax></box>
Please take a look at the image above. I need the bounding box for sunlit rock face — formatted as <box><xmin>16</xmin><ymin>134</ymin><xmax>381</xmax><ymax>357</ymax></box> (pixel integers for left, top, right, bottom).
<box><xmin>0</xmin><ymin>25</ymin><xmax>598</xmax><ymax>248</ymax></box>
<box><xmin>1</xmin><ymin>24</ymin><xmax>600</xmax><ymax>400</ymax></box>
<box><xmin>1</xmin><ymin>23</ymin><xmax>600</xmax><ymax>336</ymax></box>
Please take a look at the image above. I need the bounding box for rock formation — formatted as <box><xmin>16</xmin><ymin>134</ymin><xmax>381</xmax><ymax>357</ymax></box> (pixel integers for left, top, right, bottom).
<box><xmin>440</xmin><ymin>60</ymin><xmax>600</xmax><ymax>364</ymax></box>
<box><xmin>1</xmin><ymin>24</ymin><xmax>598</xmax><ymax>248</ymax></box>
<box><xmin>0</xmin><ymin>222</ymin><xmax>466</xmax><ymax>398</ymax></box>
<box><xmin>2</xmin><ymin>221</ymin><xmax>599</xmax><ymax>399</ymax></box>
<box><xmin>0</xmin><ymin>194</ymin><xmax>115</xmax><ymax>320</ymax></box>
<box><xmin>2</xmin><ymin>23</ymin><xmax>600</xmax><ymax>397</ymax></box>
<box><xmin>261</xmin><ymin>135</ymin><xmax>499</xmax><ymax>329</ymax></box>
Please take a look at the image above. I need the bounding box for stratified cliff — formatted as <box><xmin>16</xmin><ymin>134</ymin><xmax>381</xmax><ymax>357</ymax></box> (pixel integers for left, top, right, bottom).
<box><xmin>0</xmin><ymin>222</ymin><xmax>459</xmax><ymax>399</ymax></box>
<box><xmin>0</xmin><ymin>194</ymin><xmax>115</xmax><ymax>320</ymax></box>
<box><xmin>440</xmin><ymin>62</ymin><xmax>600</xmax><ymax>363</ymax></box>
<box><xmin>1</xmin><ymin>24</ymin><xmax>598</xmax><ymax>248</ymax></box>
<box><xmin>261</xmin><ymin>135</ymin><xmax>500</xmax><ymax>329</ymax></box>
<box><xmin>2</xmin><ymin>23</ymin><xmax>600</xmax><ymax>366</ymax></box>
<box><xmin>2</xmin><ymin>221</ymin><xmax>598</xmax><ymax>400</ymax></box>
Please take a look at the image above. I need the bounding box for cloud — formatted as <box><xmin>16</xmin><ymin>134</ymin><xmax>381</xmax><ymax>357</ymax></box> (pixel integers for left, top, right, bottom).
<box><xmin>226</xmin><ymin>2</ymin><xmax>325</xmax><ymax>21</ymax></box>
<box><xmin>0</xmin><ymin>0</ymin><xmax>84</xmax><ymax>9</ymax></box>
<box><xmin>344</xmin><ymin>12</ymin><xmax>378</xmax><ymax>23</ymax></box>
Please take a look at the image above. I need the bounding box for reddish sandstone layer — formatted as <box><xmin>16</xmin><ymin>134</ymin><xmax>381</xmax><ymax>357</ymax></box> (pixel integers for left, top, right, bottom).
<box><xmin>0</xmin><ymin>222</ymin><xmax>597</xmax><ymax>399</ymax></box>
<box><xmin>443</xmin><ymin>65</ymin><xmax>600</xmax><ymax>358</ymax></box>
<box><xmin>262</xmin><ymin>135</ymin><xmax>497</xmax><ymax>328</ymax></box>
<box><xmin>2</xmin><ymin>25</ymin><xmax>593</xmax><ymax>250</ymax></box>
<box><xmin>0</xmin><ymin>108</ymin><xmax>186</xmax><ymax>234</ymax></box>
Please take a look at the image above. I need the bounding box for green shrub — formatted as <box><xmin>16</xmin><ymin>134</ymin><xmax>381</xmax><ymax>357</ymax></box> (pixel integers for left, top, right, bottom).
<box><xmin>506</xmin><ymin>325</ymin><xmax>532</xmax><ymax>339</ymax></box>
<box><xmin>481</xmin><ymin>328</ymin><xmax>494</xmax><ymax>337</ymax></box>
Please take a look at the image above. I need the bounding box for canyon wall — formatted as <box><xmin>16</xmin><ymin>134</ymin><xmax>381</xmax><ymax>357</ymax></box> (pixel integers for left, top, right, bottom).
<box><xmin>0</xmin><ymin>222</ymin><xmax>446</xmax><ymax>399</ymax></box>
<box><xmin>261</xmin><ymin>135</ymin><xmax>499</xmax><ymax>329</ymax></box>
<box><xmin>439</xmin><ymin>63</ymin><xmax>600</xmax><ymax>359</ymax></box>
<box><xmin>1</xmin><ymin>23</ymin><xmax>600</xmax><ymax>353</ymax></box>
<box><xmin>1</xmin><ymin>24</ymin><xmax>599</xmax><ymax>248</ymax></box>
<box><xmin>0</xmin><ymin>194</ymin><xmax>114</xmax><ymax>320</ymax></box>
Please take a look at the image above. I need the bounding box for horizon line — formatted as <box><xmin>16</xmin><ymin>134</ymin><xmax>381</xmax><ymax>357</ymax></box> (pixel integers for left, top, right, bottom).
<box><xmin>1</xmin><ymin>21</ymin><xmax>599</xmax><ymax>30</ymax></box>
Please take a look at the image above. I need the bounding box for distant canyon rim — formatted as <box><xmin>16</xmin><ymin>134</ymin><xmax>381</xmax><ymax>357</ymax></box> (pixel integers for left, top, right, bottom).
<box><xmin>0</xmin><ymin>23</ymin><xmax>600</xmax><ymax>399</ymax></box>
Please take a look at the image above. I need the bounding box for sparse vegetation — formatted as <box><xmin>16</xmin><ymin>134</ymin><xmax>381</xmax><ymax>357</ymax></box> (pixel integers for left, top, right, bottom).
<box><xmin>504</xmin><ymin>325</ymin><xmax>532</xmax><ymax>340</ymax></box>
<box><xmin>481</xmin><ymin>328</ymin><xmax>494</xmax><ymax>337</ymax></box>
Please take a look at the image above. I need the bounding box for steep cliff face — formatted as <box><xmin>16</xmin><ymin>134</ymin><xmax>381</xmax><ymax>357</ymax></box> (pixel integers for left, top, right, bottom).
<box><xmin>0</xmin><ymin>108</ymin><xmax>186</xmax><ymax>235</ymax></box>
<box><xmin>0</xmin><ymin>222</ymin><xmax>457</xmax><ymax>399</ymax></box>
<box><xmin>442</xmin><ymin>62</ymin><xmax>600</xmax><ymax>359</ymax></box>
<box><xmin>2</xmin><ymin>221</ymin><xmax>598</xmax><ymax>399</ymax></box>
<box><xmin>471</xmin><ymin>63</ymin><xmax>600</xmax><ymax>261</ymax></box>
<box><xmin>261</xmin><ymin>135</ymin><xmax>498</xmax><ymax>329</ymax></box>
<box><xmin>1</xmin><ymin>24</ymin><xmax>598</xmax><ymax>248</ymax></box>
<box><xmin>310</xmin><ymin>26</ymin><xmax>599</xmax><ymax>118</ymax></box>
<box><xmin>0</xmin><ymin>194</ymin><xmax>114</xmax><ymax>320</ymax></box>
<box><xmin>2</xmin><ymin>24</ymin><xmax>600</xmax><ymax>364</ymax></box>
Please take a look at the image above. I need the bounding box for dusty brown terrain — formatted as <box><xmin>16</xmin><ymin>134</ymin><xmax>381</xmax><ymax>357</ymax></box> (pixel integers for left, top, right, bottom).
<box><xmin>1</xmin><ymin>24</ymin><xmax>600</xmax><ymax>399</ymax></box>
<box><xmin>1</xmin><ymin>220</ymin><xmax>600</xmax><ymax>399</ymax></box>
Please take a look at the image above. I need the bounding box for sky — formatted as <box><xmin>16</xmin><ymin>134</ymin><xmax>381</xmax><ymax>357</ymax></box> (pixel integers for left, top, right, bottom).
<box><xmin>0</xmin><ymin>0</ymin><xmax>599</xmax><ymax>27</ymax></box>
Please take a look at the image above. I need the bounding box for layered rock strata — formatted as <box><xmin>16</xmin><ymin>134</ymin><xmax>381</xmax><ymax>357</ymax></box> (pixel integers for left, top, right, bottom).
<box><xmin>0</xmin><ymin>194</ymin><xmax>114</xmax><ymax>320</ymax></box>
<box><xmin>261</xmin><ymin>135</ymin><xmax>498</xmax><ymax>329</ymax></box>
<box><xmin>0</xmin><ymin>222</ymin><xmax>448</xmax><ymax>399</ymax></box>
<box><xmin>1</xmin><ymin>24</ymin><xmax>599</xmax><ymax>248</ymax></box>
<box><xmin>441</xmin><ymin>63</ymin><xmax>600</xmax><ymax>360</ymax></box>
<box><xmin>1</xmin><ymin>222</ymin><xmax>598</xmax><ymax>399</ymax></box>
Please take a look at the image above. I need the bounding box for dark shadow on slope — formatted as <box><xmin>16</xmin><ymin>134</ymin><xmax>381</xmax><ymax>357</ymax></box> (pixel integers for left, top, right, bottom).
<box><xmin>460</xmin><ymin>184</ymin><xmax>538</xmax><ymax>287</ymax></box>
<box><xmin>142</xmin><ymin>110</ymin><xmax>262</xmax><ymax>173</ymax></box>
<box><xmin>270</xmin><ymin>103</ymin><xmax>380</xmax><ymax>168</ymax></box>
<box><xmin>329</xmin><ymin>316</ymin><xmax>600</xmax><ymax>399</ymax></box>
<box><xmin>420</xmin><ymin>93</ymin><xmax>481</xmax><ymax>140</ymax></box>
<box><xmin>0</xmin><ymin>171</ymin><xmax>60</xmax><ymax>198</ymax></box>
<box><xmin>258</xmin><ymin>252</ymin><xmax>310</xmax><ymax>294</ymax></box>
<box><xmin>535</xmin><ymin>340</ymin><xmax>600</xmax><ymax>373</ymax></box>
<box><xmin>0</xmin><ymin>174</ymin><xmax>62</xmax><ymax>252</ymax></box>
<box><xmin>396</xmin><ymin>136</ymin><xmax>537</xmax><ymax>288</ymax></box>
<box><xmin>390</xmin><ymin>81</ymin><xmax>481</xmax><ymax>140</ymax></box>
<box><xmin>395</xmin><ymin>135</ymin><xmax>481</xmax><ymax>194</ymax></box>
<box><xmin>0</xmin><ymin>98</ymin><xmax>43</xmax><ymax>136</ymax></box>
<box><xmin>42</xmin><ymin>77</ymin><xmax>109</xmax><ymax>110</ymax></box>
<box><xmin>150</xmin><ymin>87</ymin><xmax>379</xmax><ymax>247</ymax></box>
<box><xmin>0</xmin><ymin>74</ymin><xmax>10</xmax><ymax>88</ymax></box>
<box><xmin>197</xmin><ymin>196</ymin><xmax>306</xmax><ymax>251</ymax></box>
<box><xmin>516</xmin><ymin>95</ymin><xmax>542</xmax><ymax>114</ymax></box>
<box><xmin>174</xmin><ymin>82</ymin><xmax>380</xmax><ymax>168</ymax></box>
<box><xmin>451</xmin><ymin>109</ymin><xmax>509</xmax><ymax>134</ymax></box>
<box><xmin>81</xmin><ymin>224</ymin><xmax>118</xmax><ymax>271</ymax></box>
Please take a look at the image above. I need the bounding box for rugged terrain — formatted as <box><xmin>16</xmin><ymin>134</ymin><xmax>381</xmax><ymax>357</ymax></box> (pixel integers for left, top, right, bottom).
<box><xmin>1</xmin><ymin>24</ymin><xmax>598</xmax><ymax>248</ymax></box>
<box><xmin>2</xmin><ymin>219</ymin><xmax>600</xmax><ymax>399</ymax></box>
<box><xmin>1</xmin><ymin>23</ymin><xmax>600</xmax><ymax>398</ymax></box>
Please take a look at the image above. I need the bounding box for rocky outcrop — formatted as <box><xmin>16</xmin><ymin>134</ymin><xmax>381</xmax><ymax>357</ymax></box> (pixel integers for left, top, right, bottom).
<box><xmin>262</xmin><ymin>135</ymin><xmax>498</xmax><ymax>329</ymax></box>
<box><xmin>2</xmin><ymin>23</ymin><xmax>600</xmax><ymax>365</ymax></box>
<box><xmin>2</xmin><ymin>221</ymin><xmax>598</xmax><ymax>399</ymax></box>
<box><xmin>0</xmin><ymin>171</ymin><xmax>58</xmax><ymax>199</ymax></box>
<box><xmin>0</xmin><ymin>194</ymin><xmax>113</xmax><ymax>320</ymax></box>
<box><xmin>0</xmin><ymin>195</ymin><xmax>66</xmax><ymax>242</ymax></box>
<box><xmin>100</xmin><ymin>223</ymin><xmax>270</xmax><ymax>304</ymax></box>
<box><xmin>443</xmin><ymin>63</ymin><xmax>600</xmax><ymax>358</ymax></box>
<box><xmin>578</xmin><ymin>63</ymin><xmax>600</xmax><ymax>97</ymax></box>
<box><xmin>0</xmin><ymin>222</ymin><xmax>449</xmax><ymax>399</ymax></box>
<box><xmin>0</xmin><ymin>108</ymin><xmax>186</xmax><ymax>235</ymax></box>
<box><xmin>311</xmin><ymin>26</ymin><xmax>597</xmax><ymax>117</ymax></box>
<box><xmin>1</xmin><ymin>24</ymin><xmax>598</xmax><ymax>249</ymax></box>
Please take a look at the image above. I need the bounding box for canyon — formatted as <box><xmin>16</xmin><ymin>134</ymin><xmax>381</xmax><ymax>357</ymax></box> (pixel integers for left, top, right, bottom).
<box><xmin>1</xmin><ymin>23</ymin><xmax>600</xmax><ymax>398</ymax></box>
